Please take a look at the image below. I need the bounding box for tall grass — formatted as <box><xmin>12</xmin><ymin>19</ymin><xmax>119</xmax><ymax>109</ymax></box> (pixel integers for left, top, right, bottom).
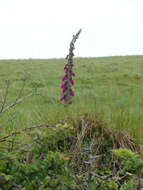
<box><xmin>0</xmin><ymin>56</ymin><xmax>143</xmax><ymax>146</ymax></box>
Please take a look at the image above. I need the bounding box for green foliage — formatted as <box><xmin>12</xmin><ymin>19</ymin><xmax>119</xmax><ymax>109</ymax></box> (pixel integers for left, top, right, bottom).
<box><xmin>1</xmin><ymin>56</ymin><xmax>143</xmax><ymax>189</ymax></box>
<box><xmin>99</xmin><ymin>180</ymin><xmax>118</xmax><ymax>190</ymax></box>
<box><xmin>111</xmin><ymin>148</ymin><xmax>143</xmax><ymax>190</ymax></box>
<box><xmin>120</xmin><ymin>178</ymin><xmax>138</xmax><ymax>190</ymax></box>
<box><xmin>112</xmin><ymin>148</ymin><xmax>143</xmax><ymax>177</ymax></box>
<box><xmin>0</xmin><ymin>127</ymin><xmax>77</xmax><ymax>190</ymax></box>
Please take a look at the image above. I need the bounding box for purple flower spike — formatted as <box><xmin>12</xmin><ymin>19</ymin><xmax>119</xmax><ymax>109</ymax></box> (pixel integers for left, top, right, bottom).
<box><xmin>62</xmin><ymin>88</ymin><xmax>67</xmax><ymax>93</ymax></box>
<box><xmin>65</xmin><ymin>69</ymin><xmax>69</xmax><ymax>74</ymax></box>
<box><xmin>59</xmin><ymin>29</ymin><xmax>81</xmax><ymax>104</ymax></box>
<box><xmin>59</xmin><ymin>95</ymin><xmax>65</xmax><ymax>101</ymax></box>
<box><xmin>70</xmin><ymin>90</ymin><xmax>75</xmax><ymax>96</ymax></box>
<box><xmin>65</xmin><ymin>97</ymin><xmax>72</xmax><ymax>104</ymax></box>
<box><xmin>60</xmin><ymin>82</ymin><xmax>66</xmax><ymax>88</ymax></box>
<box><xmin>70</xmin><ymin>79</ymin><xmax>74</xmax><ymax>86</ymax></box>
<box><xmin>64</xmin><ymin>65</ymin><xmax>67</xmax><ymax>70</ymax></box>
<box><xmin>61</xmin><ymin>75</ymin><xmax>67</xmax><ymax>82</ymax></box>
<box><xmin>71</xmin><ymin>72</ymin><xmax>75</xmax><ymax>76</ymax></box>
<box><xmin>68</xmin><ymin>97</ymin><xmax>72</xmax><ymax>104</ymax></box>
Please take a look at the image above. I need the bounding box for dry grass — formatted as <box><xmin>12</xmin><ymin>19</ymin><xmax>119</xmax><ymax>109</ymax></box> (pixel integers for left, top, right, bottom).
<box><xmin>70</xmin><ymin>114</ymin><xmax>141</xmax><ymax>173</ymax></box>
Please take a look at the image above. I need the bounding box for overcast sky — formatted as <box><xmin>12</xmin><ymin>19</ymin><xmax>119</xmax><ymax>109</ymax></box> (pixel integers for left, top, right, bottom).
<box><xmin>0</xmin><ymin>0</ymin><xmax>142</xmax><ymax>59</ymax></box>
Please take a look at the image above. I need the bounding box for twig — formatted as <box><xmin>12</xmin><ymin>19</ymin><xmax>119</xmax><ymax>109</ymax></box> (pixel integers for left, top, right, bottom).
<box><xmin>0</xmin><ymin>80</ymin><xmax>10</xmax><ymax>113</ymax></box>
<box><xmin>93</xmin><ymin>173</ymin><xmax>112</xmax><ymax>180</ymax></box>
<box><xmin>78</xmin><ymin>141</ymin><xmax>106</xmax><ymax>190</ymax></box>
<box><xmin>86</xmin><ymin>141</ymin><xmax>92</xmax><ymax>190</ymax></box>
<box><xmin>0</xmin><ymin>92</ymin><xmax>39</xmax><ymax>115</ymax></box>
<box><xmin>74</xmin><ymin>173</ymin><xmax>86</xmax><ymax>190</ymax></box>
<box><xmin>11</xmin><ymin>183</ymin><xmax>23</xmax><ymax>190</ymax></box>
<box><xmin>15</xmin><ymin>78</ymin><xmax>27</xmax><ymax>100</ymax></box>
<box><xmin>0</xmin><ymin>124</ymin><xmax>56</xmax><ymax>142</ymax></box>
<box><xmin>0</xmin><ymin>111</ymin><xmax>18</xmax><ymax>129</ymax></box>
<box><xmin>6</xmin><ymin>140</ymin><xmax>28</xmax><ymax>146</ymax></box>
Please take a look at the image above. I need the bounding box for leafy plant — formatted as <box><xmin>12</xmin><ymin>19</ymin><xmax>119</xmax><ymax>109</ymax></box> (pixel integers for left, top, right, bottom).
<box><xmin>112</xmin><ymin>148</ymin><xmax>143</xmax><ymax>189</ymax></box>
<box><xmin>112</xmin><ymin>148</ymin><xmax>143</xmax><ymax>177</ymax></box>
<box><xmin>0</xmin><ymin>125</ymin><xmax>78</xmax><ymax>190</ymax></box>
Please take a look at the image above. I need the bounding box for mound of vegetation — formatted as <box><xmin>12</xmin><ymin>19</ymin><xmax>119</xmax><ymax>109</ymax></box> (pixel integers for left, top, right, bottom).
<box><xmin>0</xmin><ymin>114</ymin><xmax>143</xmax><ymax>190</ymax></box>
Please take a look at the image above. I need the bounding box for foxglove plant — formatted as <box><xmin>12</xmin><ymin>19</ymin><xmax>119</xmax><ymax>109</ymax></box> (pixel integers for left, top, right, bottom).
<box><xmin>59</xmin><ymin>29</ymin><xmax>82</xmax><ymax>104</ymax></box>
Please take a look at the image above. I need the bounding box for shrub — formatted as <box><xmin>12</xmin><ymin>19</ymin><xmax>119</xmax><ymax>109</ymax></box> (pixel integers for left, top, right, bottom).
<box><xmin>0</xmin><ymin>126</ymin><xmax>77</xmax><ymax>190</ymax></box>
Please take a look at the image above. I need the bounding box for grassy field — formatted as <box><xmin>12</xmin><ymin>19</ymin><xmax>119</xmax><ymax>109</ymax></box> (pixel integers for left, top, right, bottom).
<box><xmin>0</xmin><ymin>55</ymin><xmax>143</xmax><ymax>146</ymax></box>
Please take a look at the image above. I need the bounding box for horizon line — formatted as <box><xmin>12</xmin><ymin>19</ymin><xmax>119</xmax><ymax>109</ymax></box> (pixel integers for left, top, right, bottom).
<box><xmin>0</xmin><ymin>54</ymin><xmax>143</xmax><ymax>61</ymax></box>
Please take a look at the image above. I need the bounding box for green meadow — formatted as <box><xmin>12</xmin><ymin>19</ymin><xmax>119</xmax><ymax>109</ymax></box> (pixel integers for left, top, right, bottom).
<box><xmin>1</xmin><ymin>56</ymin><xmax>143</xmax><ymax>189</ymax></box>
<box><xmin>0</xmin><ymin>56</ymin><xmax>143</xmax><ymax>145</ymax></box>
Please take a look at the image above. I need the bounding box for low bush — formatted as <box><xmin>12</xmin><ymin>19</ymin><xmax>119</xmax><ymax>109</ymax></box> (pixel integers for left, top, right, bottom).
<box><xmin>0</xmin><ymin>116</ymin><xmax>143</xmax><ymax>189</ymax></box>
<box><xmin>0</xmin><ymin>125</ymin><xmax>77</xmax><ymax>190</ymax></box>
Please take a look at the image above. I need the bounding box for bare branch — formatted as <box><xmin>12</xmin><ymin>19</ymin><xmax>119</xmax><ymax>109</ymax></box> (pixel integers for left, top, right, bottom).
<box><xmin>15</xmin><ymin>78</ymin><xmax>27</xmax><ymax>101</ymax></box>
<box><xmin>0</xmin><ymin>111</ymin><xmax>18</xmax><ymax>129</ymax></box>
<box><xmin>0</xmin><ymin>123</ymin><xmax>56</xmax><ymax>142</ymax></box>
<box><xmin>0</xmin><ymin>80</ymin><xmax>10</xmax><ymax>113</ymax></box>
<box><xmin>0</xmin><ymin>92</ymin><xmax>39</xmax><ymax>115</ymax></box>
<box><xmin>73</xmin><ymin>173</ymin><xmax>86</xmax><ymax>190</ymax></box>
